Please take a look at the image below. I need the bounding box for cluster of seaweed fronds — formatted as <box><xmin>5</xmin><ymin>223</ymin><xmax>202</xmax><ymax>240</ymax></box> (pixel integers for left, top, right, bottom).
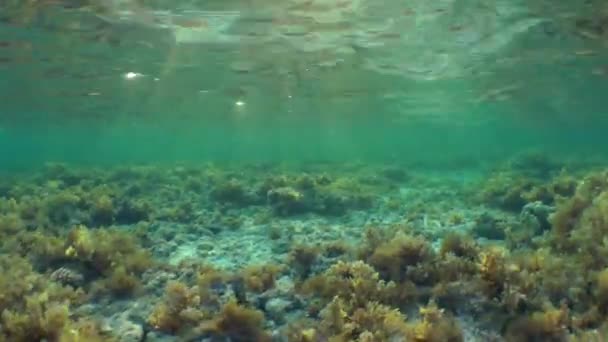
<box><xmin>0</xmin><ymin>170</ymin><xmax>159</xmax><ymax>341</ymax></box>
<box><xmin>6</xmin><ymin>161</ymin><xmax>608</xmax><ymax>341</ymax></box>
<box><xmin>282</xmin><ymin>168</ymin><xmax>608</xmax><ymax>340</ymax></box>
<box><xmin>0</xmin><ymin>255</ymin><xmax>112</xmax><ymax>342</ymax></box>
<box><xmin>475</xmin><ymin>152</ymin><xmax>585</xmax><ymax>212</ymax></box>
<box><xmin>478</xmin><ymin>170</ymin><xmax>577</xmax><ymax>212</ymax></box>
<box><xmin>148</xmin><ymin>265</ymin><xmax>273</xmax><ymax>340</ymax></box>
<box><xmin>0</xmin><ymin>162</ymin><xmax>410</xmax><ymax>341</ymax></box>
<box><xmin>294</xmin><ymin>258</ymin><xmax>463</xmax><ymax>341</ymax></box>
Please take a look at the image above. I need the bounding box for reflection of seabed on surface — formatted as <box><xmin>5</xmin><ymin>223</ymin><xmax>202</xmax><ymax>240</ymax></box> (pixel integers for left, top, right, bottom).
<box><xmin>390</xmin><ymin>108</ymin><xmax>498</xmax><ymax>127</ymax></box>
<box><xmin>91</xmin><ymin>1</ymin><xmax>544</xmax><ymax>78</ymax></box>
<box><xmin>1</xmin><ymin>0</ymin><xmax>605</xmax><ymax>125</ymax></box>
<box><xmin>170</xmin><ymin>11</ymin><xmax>242</xmax><ymax>44</ymax></box>
<box><xmin>96</xmin><ymin>9</ymin><xmax>242</xmax><ymax>44</ymax></box>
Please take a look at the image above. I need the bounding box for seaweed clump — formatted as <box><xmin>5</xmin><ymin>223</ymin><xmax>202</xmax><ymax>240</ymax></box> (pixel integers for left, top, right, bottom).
<box><xmin>210</xmin><ymin>179</ymin><xmax>252</xmax><ymax>206</ymax></box>
<box><xmin>295</xmin><ymin>259</ymin><xmax>464</xmax><ymax>341</ymax></box>
<box><xmin>148</xmin><ymin>264</ymin><xmax>277</xmax><ymax>340</ymax></box>
<box><xmin>405</xmin><ymin>302</ymin><xmax>463</xmax><ymax>342</ymax></box>
<box><xmin>149</xmin><ymin>280</ymin><xmax>272</xmax><ymax>341</ymax></box>
<box><xmin>315</xmin><ymin>297</ymin><xmax>409</xmax><ymax>341</ymax></box>
<box><xmin>478</xmin><ymin>161</ymin><xmax>576</xmax><ymax>213</ymax></box>
<box><xmin>264</xmin><ymin>175</ymin><xmax>377</xmax><ymax>216</ymax></box>
<box><xmin>62</xmin><ymin>225</ymin><xmax>152</xmax><ymax>296</ymax></box>
<box><xmin>148</xmin><ymin>281</ymin><xmax>204</xmax><ymax>334</ymax></box>
<box><xmin>197</xmin><ymin>299</ymin><xmax>272</xmax><ymax>342</ymax></box>
<box><xmin>242</xmin><ymin>264</ymin><xmax>284</xmax><ymax>293</ymax></box>
<box><xmin>368</xmin><ymin>233</ymin><xmax>436</xmax><ymax>285</ymax></box>
<box><xmin>504</xmin><ymin>305</ymin><xmax>570</xmax><ymax>342</ymax></box>
<box><xmin>0</xmin><ymin>255</ymin><xmax>111</xmax><ymax>342</ymax></box>
<box><xmin>297</xmin><ymin>261</ymin><xmax>413</xmax><ymax>341</ymax></box>
<box><xmin>289</xmin><ymin>244</ymin><xmax>320</xmax><ymax>279</ymax></box>
<box><xmin>300</xmin><ymin>260</ymin><xmax>398</xmax><ymax>310</ymax></box>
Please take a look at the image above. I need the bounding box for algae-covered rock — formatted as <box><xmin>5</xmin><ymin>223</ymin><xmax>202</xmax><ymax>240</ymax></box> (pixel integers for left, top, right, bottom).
<box><xmin>472</xmin><ymin>213</ymin><xmax>507</xmax><ymax>240</ymax></box>
<box><xmin>267</xmin><ymin>186</ymin><xmax>307</xmax><ymax>216</ymax></box>
<box><xmin>115</xmin><ymin>199</ymin><xmax>151</xmax><ymax>224</ymax></box>
<box><xmin>210</xmin><ymin>179</ymin><xmax>257</xmax><ymax>206</ymax></box>
<box><xmin>381</xmin><ymin>166</ymin><xmax>410</xmax><ymax>182</ymax></box>
<box><xmin>266</xmin><ymin>178</ymin><xmax>375</xmax><ymax>216</ymax></box>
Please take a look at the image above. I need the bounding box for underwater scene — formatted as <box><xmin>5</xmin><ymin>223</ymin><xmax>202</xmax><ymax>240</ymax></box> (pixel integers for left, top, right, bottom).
<box><xmin>2</xmin><ymin>0</ymin><xmax>608</xmax><ymax>341</ymax></box>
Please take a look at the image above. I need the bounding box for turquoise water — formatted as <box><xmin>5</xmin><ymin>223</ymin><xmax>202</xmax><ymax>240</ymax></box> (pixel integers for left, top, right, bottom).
<box><xmin>2</xmin><ymin>1</ymin><xmax>608</xmax><ymax>341</ymax></box>
<box><xmin>2</xmin><ymin>119</ymin><xmax>608</xmax><ymax>168</ymax></box>
<box><xmin>1</xmin><ymin>0</ymin><xmax>607</xmax><ymax>168</ymax></box>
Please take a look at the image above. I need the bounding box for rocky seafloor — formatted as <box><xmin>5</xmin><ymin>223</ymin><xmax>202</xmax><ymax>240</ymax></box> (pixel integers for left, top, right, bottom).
<box><xmin>2</xmin><ymin>153</ymin><xmax>608</xmax><ymax>341</ymax></box>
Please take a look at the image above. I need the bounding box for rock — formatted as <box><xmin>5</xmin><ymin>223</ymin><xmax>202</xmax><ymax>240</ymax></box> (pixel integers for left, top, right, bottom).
<box><xmin>275</xmin><ymin>276</ymin><xmax>295</xmax><ymax>295</ymax></box>
<box><xmin>145</xmin><ymin>331</ymin><xmax>177</xmax><ymax>342</ymax></box>
<box><xmin>381</xmin><ymin>167</ymin><xmax>410</xmax><ymax>182</ymax></box>
<box><xmin>50</xmin><ymin>267</ymin><xmax>84</xmax><ymax>287</ymax></box>
<box><xmin>267</xmin><ymin>187</ymin><xmax>307</xmax><ymax>216</ymax></box>
<box><xmin>264</xmin><ymin>298</ymin><xmax>293</xmax><ymax>323</ymax></box>
<box><xmin>472</xmin><ymin>213</ymin><xmax>506</xmax><ymax>240</ymax></box>
<box><xmin>117</xmin><ymin>321</ymin><xmax>144</xmax><ymax>342</ymax></box>
<box><xmin>206</xmin><ymin>224</ymin><xmax>223</xmax><ymax>234</ymax></box>
<box><xmin>105</xmin><ymin>310</ymin><xmax>146</xmax><ymax>342</ymax></box>
<box><xmin>521</xmin><ymin>201</ymin><xmax>555</xmax><ymax>233</ymax></box>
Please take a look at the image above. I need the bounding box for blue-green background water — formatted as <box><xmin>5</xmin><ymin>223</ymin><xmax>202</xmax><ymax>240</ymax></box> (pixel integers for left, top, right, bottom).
<box><xmin>1</xmin><ymin>0</ymin><xmax>608</xmax><ymax>169</ymax></box>
<box><xmin>2</xmin><ymin>116</ymin><xmax>607</xmax><ymax>170</ymax></box>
